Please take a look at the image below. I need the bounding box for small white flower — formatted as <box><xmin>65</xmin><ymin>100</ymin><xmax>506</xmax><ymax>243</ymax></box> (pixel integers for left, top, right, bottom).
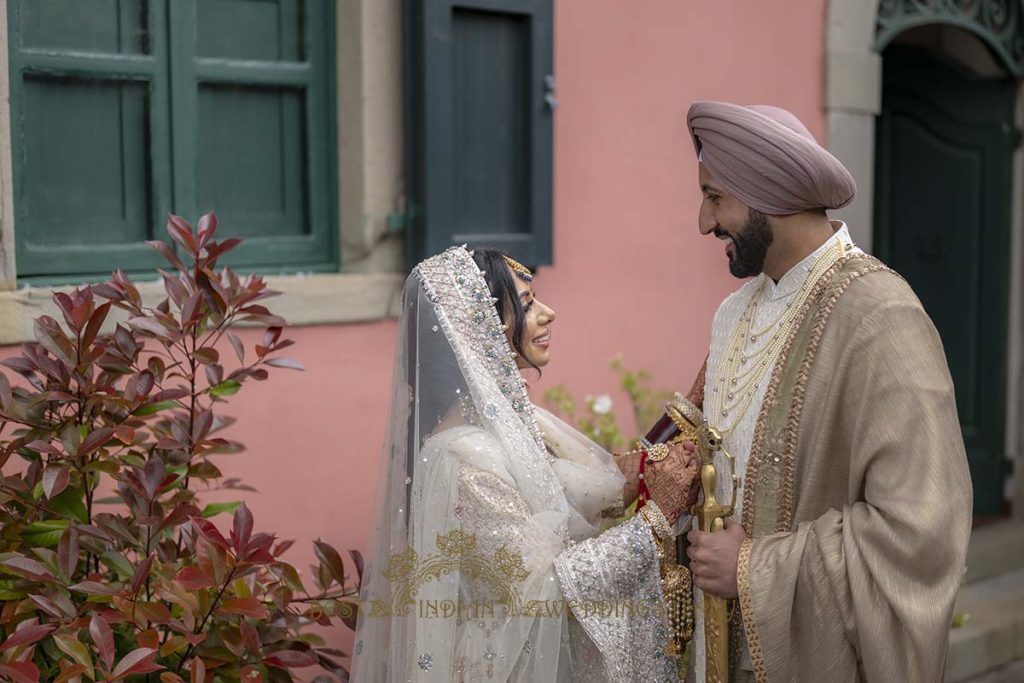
<box><xmin>592</xmin><ymin>394</ymin><xmax>613</xmax><ymax>415</ymax></box>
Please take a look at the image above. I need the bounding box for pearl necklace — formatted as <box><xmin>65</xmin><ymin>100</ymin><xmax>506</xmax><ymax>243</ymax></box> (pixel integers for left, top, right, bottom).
<box><xmin>709</xmin><ymin>239</ymin><xmax>850</xmax><ymax>435</ymax></box>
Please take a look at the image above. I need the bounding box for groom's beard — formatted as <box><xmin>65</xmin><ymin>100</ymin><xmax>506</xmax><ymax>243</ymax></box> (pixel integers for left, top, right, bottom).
<box><xmin>720</xmin><ymin>209</ymin><xmax>773</xmax><ymax>278</ymax></box>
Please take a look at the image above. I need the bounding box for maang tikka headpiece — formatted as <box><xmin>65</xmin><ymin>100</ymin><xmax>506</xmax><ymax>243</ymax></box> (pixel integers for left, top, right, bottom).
<box><xmin>502</xmin><ymin>255</ymin><xmax>534</xmax><ymax>283</ymax></box>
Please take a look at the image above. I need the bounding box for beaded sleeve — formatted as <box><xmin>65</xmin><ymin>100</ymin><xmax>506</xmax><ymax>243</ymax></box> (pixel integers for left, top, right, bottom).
<box><xmin>553</xmin><ymin>516</ymin><xmax>678</xmax><ymax>681</ymax></box>
<box><xmin>457</xmin><ymin>464</ymin><xmax>677</xmax><ymax>681</ymax></box>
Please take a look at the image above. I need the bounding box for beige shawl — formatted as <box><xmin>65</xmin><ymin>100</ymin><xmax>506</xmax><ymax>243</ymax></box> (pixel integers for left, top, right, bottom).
<box><xmin>735</xmin><ymin>254</ymin><xmax>972</xmax><ymax>682</ymax></box>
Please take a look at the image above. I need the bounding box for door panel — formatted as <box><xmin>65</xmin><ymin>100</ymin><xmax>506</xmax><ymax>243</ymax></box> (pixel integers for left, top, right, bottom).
<box><xmin>875</xmin><ymin>46</ymin><xmax>1014</xmax><ymax>514</ymax></box>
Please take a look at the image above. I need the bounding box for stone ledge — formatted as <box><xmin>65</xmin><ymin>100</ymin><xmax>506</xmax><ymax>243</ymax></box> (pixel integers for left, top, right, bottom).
<box><xmin>0</xmin><ymin>271</ymin><xmax>406</xmax><ymax>346</ymax></box>
<box><xmin>947</xmin><ymin>566</ymin><xmax>1024</xmax><ymax>682</ymax></box>
<box><xmin>965</xmin><ymin>520</ymin><xmax>1024</xmax><ymax>585</ymax></box>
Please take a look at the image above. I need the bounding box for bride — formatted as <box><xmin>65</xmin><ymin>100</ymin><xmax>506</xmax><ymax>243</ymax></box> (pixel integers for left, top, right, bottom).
<box><xmin>351</xmin><ymin>246</ymin><xmax>699</xmax><ymax>681</ymax></box>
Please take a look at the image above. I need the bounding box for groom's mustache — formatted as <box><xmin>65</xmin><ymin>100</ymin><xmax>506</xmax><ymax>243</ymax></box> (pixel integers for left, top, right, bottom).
<box><xmin>713</xmin><ymin>228</ymin><xmax>732</xmax><ymax>240</ymax></box>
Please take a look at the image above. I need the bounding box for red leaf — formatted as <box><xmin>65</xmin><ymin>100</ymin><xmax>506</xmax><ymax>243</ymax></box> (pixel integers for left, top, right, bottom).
<box><xmin>192</xmin><ymin>409</ymin><xmax>213</xmax><ymax>444</ymax></box>
<box><xmin>166</xmin><ymin>215</ymin><xmax>198</xmax><ymax>256</ymax></box>
<box><xmin>264</xmin><ymin>357</ymin><xmax>305</xmax><ymax>371</ymax></box>
<box><xmin>239</xmin><ymin>666</ymin><xmax>262</xmax><ymax>683</ymax></box>
<box><xmin>115</xmin><ymin>426</ymin><xmax>136</xmax><ymax>445</ymax></box>
<box><xmin>262</xmin><ymin>327</ymin><xmax>283</xmax><ymax>347</ymax></box>
<box><xmin>190</xmin><ymin>517</ymin><xmax>229</xmax><ymax>549</ymax></box>
<box><xmin>29</xmin><ymin>594</ymin><xmax>63</xmax><ymax>619</ymax></box>
<box><xmin>69</xmin><ymin>581</ymin><xmax>119</xmax><ymax>596</ymax></box>
<box><xmin>111</xmin><ymin>647</ymin><xmax>163</xmax><ymax>680</ymax></box>
<box><xmin>232</xmin><ymin>503</ymin><xmax>253</xmax><ymax>553</ymax></box>
<box><xmin>264</xmin><ymin>649</ymin><xmax>318</xmax><ymax>668</ymax></box>
<box><xmin>180</xmin><ymin>292</ymin><xmax>202</xmax><ymax>327</ymax></box>
<box><xmin>0</xmin><ymin>661</ymin><xmax>40</xmax><ymax>683</ymax></box>
<box><xmin>53</xmin><ymin>292</ymin><xmax>77</xmax><ymax>331</ymax></box>
<box><xmin>79</xmin><ymin>427</ymin><xmax>115</xmax><ymax>456</ymax></box>
<box><xmin>193</xmin><ymin>348</ymin><xmax>219</xmax><ymax>365</ymax></box>
<box><xmin>146</xmin><ymin>240</ymin><xmax>188</xmax><ymax>271</ymax></box>
<box><xmin>242</xmin><ymin>533</ymin><xmax>276</xmax><ymax>564</ymax></box>
<box><xmin>92</xmin><ymin>282</ymin><xmax>125</xmax><ymax>301</ymax></box>
<box><xmin>350</xmin><ymin>549</ymin><xmax>364</xmax><ymax>583</ymax></box>
<box><xmin>0</xmin><ymin>623</ymin><xmax>55</xmax><ymax>652</ymax></box>
<box><xmin>1</xmin><ymin>556</ymin><xmax>55</xmax><ymax>581</ymax></box>
<box><xmin>131</xmin><ymin>554</ymin><xmax>155</xmax><ymax>596</ymax></box>
<box><xmin>176</xmin><ymin>566</ymin><xmax>214</xmax><ymax>591</ymax></box>
<box><xmin>127</xmin><ymin>316</ymin><xmax>178</xmax><ymax>342</ymax></box>
<box><xmin>134</xmin><ymin>602</ymin><xmax>172</xmax><ymax>625</ymax></box>
<box><xmin>141</xmin><ymin>457</ymin><xmax>167</xmax><ymax>500</ymax></box>
<box><xmin>153</xmin><ymin>387</ymin><xmax>189</xmax><ymax>402</ymax></box>
<box><xmin>42</xmin><ymin>465</ymin><xmax>70</xmax><ymax>499</ymax></box>
<box><xmin>227</xmin><ymin>332</ymin><xmax>245</xmax><ymax>364</ymax></box>
<box><xmin>34</xmin><ymin>317</ymin><xmax>76</xmax><ymax>367</ymax></box>
<box><xmin>218</xmin><ymin>597</ymin><xmax>268</xmax><ymax>619</ymax></box>
<box><xmin>189</xmin><ymin>657</ymin><xmax>205</xmax><ymax>683</ymax></box>
<box><xmin>26</xmin><ymin>440</ymin><xmax>64</xmax><ymax>456</ymax></box>
<box><xmin>204</xmin><ymin>238</ymin><xmax>242</xmax><ymax>262</ymax></box>
<box><xmin>57</xmin><ymin>527</ymin><xmax>79</xmax><ymax>579</ymax></box>
<box><xmin>313</xmin><ymin>541</ymin><xmax>346</xmax><ymax>588</ymax></box>
<box><xmin>54</xmin><ymin>661</ymin><xmax>87</xmax><ymax>683</ymax></box>
<box><xmin>82</xmin><ymin>301</ymin><xmax>113</xmax><ymax>349</ymax></box>
<box><xmin>239</xmin><ymin>619</ymin><xmax>261</xmax><ymax>657</ymax></box>
<box><xmin>90</xmin><ymin>613</ymin><xmax>116</xmax><ymax>671</ymax></box>
<box><xmin>197</xmin><ymin>212</ymin><xmax>218</xmax><ymax>246</ymax></box>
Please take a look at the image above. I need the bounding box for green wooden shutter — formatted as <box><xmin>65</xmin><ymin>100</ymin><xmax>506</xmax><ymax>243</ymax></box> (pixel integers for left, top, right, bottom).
<box><xmin>7</xmin><ymin>0</ymin><xmax>174</xmax><ymax>280</ymax></box>
<box><xmin>6</xmin><ymin>0</ymin><xmax>336</xmax><ymax>282</ymax></box>
<box><xmin>168</xmin><ymin>0</ymin><xmax>336</xmax><ymax>272</ymax></box>
<box><xmin>407</xmin><ymin>0</ymin><xmax>554</xmax><ymax>267</ymax></box>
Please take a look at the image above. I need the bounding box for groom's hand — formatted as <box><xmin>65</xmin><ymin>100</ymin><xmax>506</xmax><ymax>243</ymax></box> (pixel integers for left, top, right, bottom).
<box><xmin>686</xmin><ymin>518</ymin><xmax>749</xmax><ymax>599</ymax></box>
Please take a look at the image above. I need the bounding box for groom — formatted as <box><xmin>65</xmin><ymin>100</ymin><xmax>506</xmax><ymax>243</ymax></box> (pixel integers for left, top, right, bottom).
<box><xmin>680</xmin><ymin>101</ymin><xmax>972</xmax><ymax>681</ymax></box>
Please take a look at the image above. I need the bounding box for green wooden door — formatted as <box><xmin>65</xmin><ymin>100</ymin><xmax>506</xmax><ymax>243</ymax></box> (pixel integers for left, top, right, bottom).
<box><xmin>874</xmin><ymin>46</ymin><xmax>1014</xmax><ymax>514</ymax></box>
<box><xmin>406</xmin><ymin>0</ymin><xmax>554</xmax><ymax>267</ymax></box>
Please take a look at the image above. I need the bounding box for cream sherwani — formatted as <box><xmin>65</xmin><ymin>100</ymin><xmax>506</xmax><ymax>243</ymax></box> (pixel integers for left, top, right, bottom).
<box><xmin>693</xmin><ymin>224</ymin><xmax>971</xmax><ymax>682</ymax></box>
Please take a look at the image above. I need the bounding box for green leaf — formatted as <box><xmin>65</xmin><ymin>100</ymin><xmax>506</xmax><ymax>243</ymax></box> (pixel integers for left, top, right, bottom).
<box><xmin>53</xmin><ymin>633</ymin><xmax>95</xmax><ymax>680</ymax></box>
<box><xmin>133</xmin><ymin>400</ymin><xmax>178</xmax><ymax>416</ymax></box>
<box><xmin>101</xmin><ymin>551</ymin><xmax>135</xmax><ymax>580</ymax></box>
<box><xmin>201</xmin><ymin>501</ymin><xmax>242</xmax><ymax>518</ymax></box>
<box><xmin>209</xmin><ymin>380</ymin><xmax>241</xmax><ymax>397</ymax></box>
<box><xmin>21</xmin><ymin>519</ymin><xmax>71</xmax><ymax>547</ymax></box>
<box><xmin>49</xmin><ymin>487</ymin><xmax>89</xmax><ymax>524</ymax></box>
<box><xmin>85</xmin><ymin>460</ymin><xmax>121</xmax><ymax>475</ymax></box>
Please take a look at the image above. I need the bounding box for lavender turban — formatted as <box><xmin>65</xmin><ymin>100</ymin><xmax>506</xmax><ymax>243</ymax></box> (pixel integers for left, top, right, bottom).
<box><xmin>687</xmin><ymin>101</ymin><xmax>856</xmax><ymax>215</ymax></box>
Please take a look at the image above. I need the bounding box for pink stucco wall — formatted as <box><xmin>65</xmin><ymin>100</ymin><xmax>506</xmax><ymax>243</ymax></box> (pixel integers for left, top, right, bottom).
<box><xmin>0</xmin><ymin>0</ymin><xmax>828</xmax><ymax>668</ymax></box>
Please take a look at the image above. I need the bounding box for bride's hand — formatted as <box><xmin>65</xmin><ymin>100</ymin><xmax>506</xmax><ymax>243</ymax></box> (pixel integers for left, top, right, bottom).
<box><xmin>646</xmin><ymin>442</ymin><xmax>700</xmax><ymax>524</ymax></box>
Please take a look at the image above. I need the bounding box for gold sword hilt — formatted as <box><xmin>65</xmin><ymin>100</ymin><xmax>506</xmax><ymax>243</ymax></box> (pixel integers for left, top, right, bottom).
<box><xmin>694</xmin><ymin>422</ymin><xmax>739</xmax><ymax>533</ymax></box>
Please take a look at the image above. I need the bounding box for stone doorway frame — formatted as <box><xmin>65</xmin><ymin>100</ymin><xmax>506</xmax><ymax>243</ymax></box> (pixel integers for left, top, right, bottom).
<box><xmin>825</xmin><ymin>0</ymin><xmax>1024</xmax><ymax>516</ymax></box>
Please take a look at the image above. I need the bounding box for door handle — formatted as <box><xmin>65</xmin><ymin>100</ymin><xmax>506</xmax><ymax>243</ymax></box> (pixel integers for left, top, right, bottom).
<box><xmin>544</xmin><ymin>74</ymin><xmax>559</xmax><ymax>110</ymax></box>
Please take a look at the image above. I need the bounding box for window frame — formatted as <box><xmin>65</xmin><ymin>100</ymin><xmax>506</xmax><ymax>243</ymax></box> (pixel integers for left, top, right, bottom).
<box><xmin>5</xmin><ymin>0</ymin><xmax>338</xmax><ymax>284</ymax></box>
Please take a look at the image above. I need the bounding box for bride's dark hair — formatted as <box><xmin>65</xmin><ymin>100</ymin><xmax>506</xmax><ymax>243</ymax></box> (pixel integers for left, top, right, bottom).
<box><xmin>471</xmin><ymin>248</ymin><xmax>541</xmax><ymax>375</ymax></box>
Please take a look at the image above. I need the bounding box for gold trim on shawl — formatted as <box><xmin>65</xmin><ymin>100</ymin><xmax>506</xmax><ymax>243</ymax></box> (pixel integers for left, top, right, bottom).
<box><xmin>738</xmin><ymin>255</ymin><xmax>896</xmax><ymax>679</ymax></box>
<box><xmin>743</xmin><ymin>256</ymin><xmax>895</xmax><ymax>534</ymax></box>
<box><xmin>736</xmin><ymin>536</ymin><xmax>766</xmax><ymax>683</ymax></box>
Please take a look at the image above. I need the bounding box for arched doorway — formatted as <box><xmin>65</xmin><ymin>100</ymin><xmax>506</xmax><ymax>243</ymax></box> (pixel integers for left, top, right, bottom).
<box><xmin>874</xmin><ymin>33</ymin><xmax>1016</xmax><ymax>515</ymax></box>
<box><xmin>826</xmin><ymin>1</ymin><xmax>1024</xmax><ymax>516</ymax></box>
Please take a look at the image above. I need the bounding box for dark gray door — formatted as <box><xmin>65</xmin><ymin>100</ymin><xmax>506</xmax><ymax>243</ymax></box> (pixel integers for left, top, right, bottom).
<box><xmin>875</xmin><ymin>46</ymin><xmax>1015</xmax><ymax>515</ymax></box>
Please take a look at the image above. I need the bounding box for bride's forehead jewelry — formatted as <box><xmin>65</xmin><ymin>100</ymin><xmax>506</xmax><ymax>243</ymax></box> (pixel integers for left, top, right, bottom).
<box><xmin>502</xmin><ymin>255</ymin><xmax>534</xmax><ymax>283</ymax></box>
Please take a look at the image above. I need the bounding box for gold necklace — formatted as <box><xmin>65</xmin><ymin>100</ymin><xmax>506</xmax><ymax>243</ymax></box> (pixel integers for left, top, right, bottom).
<box><xmin>709</xmin><ymin>240</ymin><xmax>849</xmax><ymax>434</ymax></box>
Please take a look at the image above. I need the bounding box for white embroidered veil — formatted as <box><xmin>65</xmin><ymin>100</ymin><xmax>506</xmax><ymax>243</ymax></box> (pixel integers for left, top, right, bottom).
<box><xmin>351</xmin><ymin>246</ymin><xmax>583</xmax><ymax>681</ymax></box>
